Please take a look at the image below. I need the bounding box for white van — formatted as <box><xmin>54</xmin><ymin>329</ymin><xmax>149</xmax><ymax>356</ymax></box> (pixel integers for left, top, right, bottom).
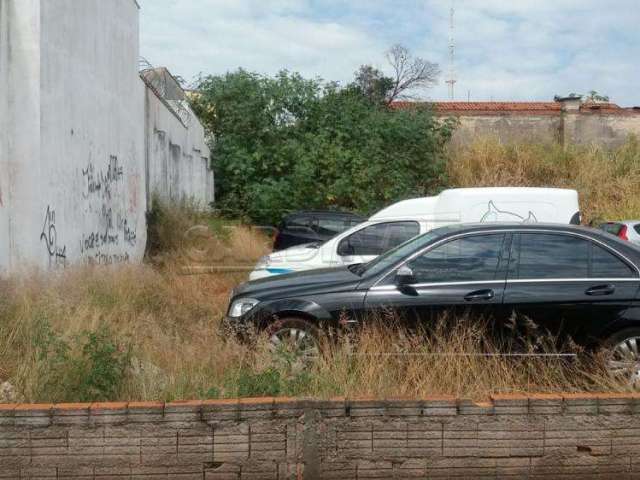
<box><xmin>249</xmin><ymin>187</ymin><xmax>580</xmax><ymax>280</ymax></box>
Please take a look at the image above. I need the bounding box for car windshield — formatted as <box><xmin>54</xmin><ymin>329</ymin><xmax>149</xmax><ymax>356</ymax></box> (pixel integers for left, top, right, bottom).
<box><xmin>356</xmin><ymin>225</ymin><xmax>458</xmax><ymax>277</ymax></box>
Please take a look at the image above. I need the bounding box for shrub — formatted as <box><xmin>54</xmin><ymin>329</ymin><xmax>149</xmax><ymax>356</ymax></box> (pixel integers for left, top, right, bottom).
<box><xmin>192</xmin><ymin>70</ymin><xmax>454</xmax><ymax>224</ymax></box>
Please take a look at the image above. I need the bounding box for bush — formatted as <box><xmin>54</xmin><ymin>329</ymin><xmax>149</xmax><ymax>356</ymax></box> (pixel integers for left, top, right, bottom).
<box><xmin>26</xmin><ymin>320</ymin><xmax>130</xmax><ymax>402</ymax></box>
<box><xmin>192</xmin><ymin>70</ymin><xmax>455</xmax><ymax>224</ymax></box>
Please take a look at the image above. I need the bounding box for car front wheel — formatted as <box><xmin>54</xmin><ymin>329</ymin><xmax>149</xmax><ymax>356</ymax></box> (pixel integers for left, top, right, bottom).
<box><xmin>266</xmin><ymin>317</ymin><xmax>322</xmax><ymax>362</ymax></box>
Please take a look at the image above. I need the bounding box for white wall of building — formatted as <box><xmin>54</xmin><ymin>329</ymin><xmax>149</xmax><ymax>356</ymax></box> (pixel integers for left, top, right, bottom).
<box><xmin>144</xmin><ymin>83</ymin><xmax>214</xmax><ymax>209</ymax></box>
<box><xmin>0</xmin><ymin>0</ymin><xmax>147</xmax><ymax>273</ymax></box>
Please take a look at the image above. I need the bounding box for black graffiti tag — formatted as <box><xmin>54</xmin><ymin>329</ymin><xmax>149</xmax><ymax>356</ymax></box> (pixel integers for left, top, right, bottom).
<box><xmin>82</xmin><ymin>155</ymin><xmax>124</xmax><ymax>200</ymax></box>
<box><xmin>40</xmin><ymin>205</ymin><xmax>67</xmax><ymax>266</ymax></box>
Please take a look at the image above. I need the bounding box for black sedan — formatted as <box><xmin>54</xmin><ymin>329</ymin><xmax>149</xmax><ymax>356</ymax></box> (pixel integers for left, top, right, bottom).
<box><xmin>226</xmin><ymin>223</ymin><xmax>640</xmax><ymax>380</ymax></box>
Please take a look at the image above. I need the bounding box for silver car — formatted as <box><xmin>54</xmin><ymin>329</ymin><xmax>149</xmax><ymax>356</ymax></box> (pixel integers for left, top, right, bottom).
<box><xmin>599</xmin><ymin>221</ymin><xmax>640</xmax><ymax>246</ymax></box>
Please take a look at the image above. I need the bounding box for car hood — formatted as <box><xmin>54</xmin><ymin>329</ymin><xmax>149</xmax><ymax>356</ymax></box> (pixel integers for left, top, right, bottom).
<box><xmin>266</xmin><ymin>243</ymin><xmax>323</xmax><ymax>263</ymax></box>
<box><xmin>234</xmin><ymin>265</ymin><xmax>362</xmax><ymax>299</ymax></box>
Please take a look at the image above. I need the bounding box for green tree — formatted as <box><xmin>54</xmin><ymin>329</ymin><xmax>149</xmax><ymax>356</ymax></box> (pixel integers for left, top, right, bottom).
<box><xmin>191</xmin><ymin>69</ymin><xmax>455</xmax><ymax>225</ymax></box>
<box><xmin>585</xmin><ymin>90</ymin><xmax>610</xmax><ymax>102</ymax></box>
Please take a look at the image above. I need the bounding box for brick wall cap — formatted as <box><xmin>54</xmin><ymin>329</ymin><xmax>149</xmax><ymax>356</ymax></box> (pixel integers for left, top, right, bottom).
<box><xmin>490</xmin><ymin>393</ymin><xmax>530</xmax><ymax>401</ymax></box>
<box><xmin>562</xmin><ymin>393</ymin><xmax>606</xmax><ymax>400</ymax></box>
<box><xmin>595</xmin><ymin>392</ymin><xmax>639</xmax><ymax>399</ymax></box>
<box><xmin>528</xmin><ymin>393</ymin><xmax>564</xmax><ymax>401</ymax></box>
<box><xmin>239</xmin><ymin>397</ymin><xmax>275</xmax><ymax>405</ymax></box>
<box><xmin>15</xmin><ymin>403</ymin><xmax>53</xmax><ymax>411</ymax></box>
<box><xmin>201</xmin><ymin>398</ymin><xmax>239</xmax><ymax>407</ymax></box>
<box><xmin>90</xmin><ymin>402</ymin><xmax>128</xmax><ymax>411</ymax></box>
<box><xmin>273</xmin><ymin>396</ymin><xmax>299</xmax><ymax>404</ymax></box>
<box><xmin>128</xmin><ymin>401</ymin><xmax>164</xmax><ymax>409</ymax></box>
<box><xmin>165</xmin><ymin>399</ymin><xmax>203</xmax><ymax>407</ymax></box>
<box><xmin>53</xmin><ymin>403</ymin><xmax>91</xmax><ymax>412</ymax></box>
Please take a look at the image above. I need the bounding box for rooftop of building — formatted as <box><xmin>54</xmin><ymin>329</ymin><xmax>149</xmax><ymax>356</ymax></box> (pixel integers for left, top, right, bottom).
<box><xmin>390</xmin><ymin>100</ymin><xmax>640</xmax><ymax>115</ymax></box>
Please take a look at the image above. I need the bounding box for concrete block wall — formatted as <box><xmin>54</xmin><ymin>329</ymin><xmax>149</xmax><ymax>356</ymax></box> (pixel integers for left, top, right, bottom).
<box><xmin>443</xmin><ymin>111</ymin><xmax>640</xmax><ymax>149</ymax></box>
<box><xmin>2</xmin><ymin>394</ymin><xmax>640</xmax><ymax>479</ymax></box>
<box><xmin>143</xmin><ymin>76</ymin><xmax>214</xmax><ymax>209</ymax></box>
<box><xmin>447</xmin><ymin>114</ymin><xmax>563</xmax><ymax>148</ymax></box>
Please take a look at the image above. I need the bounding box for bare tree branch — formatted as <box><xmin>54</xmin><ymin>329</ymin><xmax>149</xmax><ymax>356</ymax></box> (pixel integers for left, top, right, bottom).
<box><xmin>385</xmin><ymin>44</ymin><xmax>440</xmax><ymax>105</ymax></box>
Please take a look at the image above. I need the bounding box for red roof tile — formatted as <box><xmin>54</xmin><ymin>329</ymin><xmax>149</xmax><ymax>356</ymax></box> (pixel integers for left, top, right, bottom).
<box><xmin>390</xmin><ymin>101</ymin><xmax>629</xmax><ymax>115</ymax></box>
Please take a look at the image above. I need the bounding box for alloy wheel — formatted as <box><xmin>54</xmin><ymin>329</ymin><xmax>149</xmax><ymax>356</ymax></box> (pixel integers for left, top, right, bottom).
<box><xmin>269</xmin><ymin>327</ymin><xmax>320</xmax><ymax>362</ymax></box>
<box><xmin>607</xmin><ymin>337</ymin><xmax>640</xmax><ymax>385</ymax></box>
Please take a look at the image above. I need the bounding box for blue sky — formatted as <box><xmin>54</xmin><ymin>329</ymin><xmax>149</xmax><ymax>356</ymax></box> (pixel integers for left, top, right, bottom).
<box><xmin>139</xmin><ymin>0</ymin><xmax>640</xmax><ymax>106</ymax></box>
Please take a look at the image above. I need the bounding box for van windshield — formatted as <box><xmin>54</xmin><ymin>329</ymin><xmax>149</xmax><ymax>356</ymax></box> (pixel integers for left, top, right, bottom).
<box><xmin>357</xmin><ymin>225</ymin><xmax>457</xmax><ymax>277</ymax></box>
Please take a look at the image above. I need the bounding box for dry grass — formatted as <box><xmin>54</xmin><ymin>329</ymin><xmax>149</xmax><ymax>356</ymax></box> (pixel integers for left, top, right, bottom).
<box><xmin>0</xmin><ymin>260</ymin><xmax>629</xmax><ymax>403</ymax></box>
<box><xmin>447</xmin><ymin>136</ymin><xmax>640</xmax><ymax>223</ymax></box>
<box><xmin>1</xmin><ymin>140</ymin><xmax>639</xmax><ymax>403</ymax></box>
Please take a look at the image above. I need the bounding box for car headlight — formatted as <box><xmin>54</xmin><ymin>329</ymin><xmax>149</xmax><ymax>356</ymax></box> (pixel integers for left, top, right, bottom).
<box><xmin>255</xmin><ymin>255</ymin><xmax>270</xmax><ymax>269</ymax></box>
<box><xmin>228</xmin><ymin>298</ymin><xmax>260</xmax><ymax>318</ymax></box>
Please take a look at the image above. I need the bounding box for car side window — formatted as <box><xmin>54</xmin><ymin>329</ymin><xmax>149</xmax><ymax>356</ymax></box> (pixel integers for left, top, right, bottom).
<box><xmin>286</xmin><ymin>215</ymin><xmax>311</xmax><ymax>231</ymax></box>
<box><xmin>337</xmin><ymin>221</ymin><xmax>419</xmax><ymax>256</ymax></box>
<box><xmin>316</xmin><ymin>218</ymin><xmax>348</xmax><ymax>236</ymax></box>
<box><xmin>635</xmin><ymin>224</ymin><xmax>640</xmax><ymax>235</ymax></box>
<box><xmin>406</xmin><ymin>234</ymin><xmax>506</xmax><ymax>283</ymax></box>
<box><xmin>510</xmin><ymin>233</ymin><xmax>589</xmax><ymax>279</ymax></box>
<box><xmin>591</xmin><ymin>243</ymin><xmax>636</xmax><ymax>278</ymax></box>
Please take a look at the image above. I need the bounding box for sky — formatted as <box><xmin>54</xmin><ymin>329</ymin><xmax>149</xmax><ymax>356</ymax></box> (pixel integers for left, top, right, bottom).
<box><xmin>139</xmin><ymin>0</ymin><xmax>640</xmax><ymax>106</ymax></box>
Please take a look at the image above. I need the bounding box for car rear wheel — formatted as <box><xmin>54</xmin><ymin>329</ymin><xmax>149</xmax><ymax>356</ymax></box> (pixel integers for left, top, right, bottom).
<box><xmin>604</xmin><ymin>328</ymin><xmax>640</xmax><ymax>385</ymax></box>
<box><xmin>266</xmin><ymin>317</ymin><xmax>322</xmax><ymax>363</ymax></box>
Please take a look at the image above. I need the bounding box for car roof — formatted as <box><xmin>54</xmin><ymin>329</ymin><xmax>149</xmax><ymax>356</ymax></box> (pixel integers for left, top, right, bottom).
<box><xmin>285</xmin><ymin>210</ymin><xmax>364</xmax><ymax>218</ymax></box>
<box><xmin>435</xmin><ymin>222</ymin><xmax>599</xmax><ymax>236</ymax></box>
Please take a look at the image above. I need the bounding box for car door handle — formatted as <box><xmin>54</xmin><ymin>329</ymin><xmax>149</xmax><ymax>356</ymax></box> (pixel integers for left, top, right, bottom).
<box><xmin>464</xmin><ymin>289</ymin><xmax>495</xmax><ymax>302</ymax></box>
<box><xmin>585</xmin><ymin>284</ymin><xmax>616</xmax><ymax>296</ymax></box>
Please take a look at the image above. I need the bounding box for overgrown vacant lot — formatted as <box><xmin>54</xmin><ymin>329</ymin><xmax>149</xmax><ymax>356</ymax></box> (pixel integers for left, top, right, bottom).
<box><xmin>0</xmin><ymin>138</ymin><xmax>639</xmax><ymax>403</ymax></box>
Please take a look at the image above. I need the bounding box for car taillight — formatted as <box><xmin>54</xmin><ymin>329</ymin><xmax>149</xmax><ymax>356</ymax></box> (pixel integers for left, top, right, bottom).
<box><xmin>618</xmin><ymin>225</ymin><xmax>629</xmax><ymax>241</ymax></box>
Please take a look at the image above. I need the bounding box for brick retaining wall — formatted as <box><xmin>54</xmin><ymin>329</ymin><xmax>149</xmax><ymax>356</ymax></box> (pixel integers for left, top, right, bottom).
<box><xmin>1</xmin><ymin>394</ymin><xmax>640</xmax><ymax>479</ymax></box>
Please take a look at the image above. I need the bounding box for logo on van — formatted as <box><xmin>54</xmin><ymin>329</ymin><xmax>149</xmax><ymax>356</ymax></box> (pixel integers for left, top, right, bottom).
<box><xmin>480</xmin><ymin>201</ymin><xmax>538</xmax><ymax>223</ymax></box>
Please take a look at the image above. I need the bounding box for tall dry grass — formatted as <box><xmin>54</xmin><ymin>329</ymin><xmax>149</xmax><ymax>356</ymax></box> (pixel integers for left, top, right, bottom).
<box><xmin>1</xmin><ymin>142</ymin><xmax>639</xmax><ymax>403</ymax></box>
<box><xmin>0</xmin><ymin>265</ymin><xmax>629</xmax><ymax>403</ymax></box>
<box><xmin>447</xmin><ymin>137</ymin><xmax>640</xmax><ymax>222</ymax></box>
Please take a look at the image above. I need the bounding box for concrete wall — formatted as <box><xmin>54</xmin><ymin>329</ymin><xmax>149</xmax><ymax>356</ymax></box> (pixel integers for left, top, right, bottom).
<box><xmin>566</xmin><ymin>112</ymin><xmax>640</xmax><ymax>148</ymax></box>
<box><xmin>144</xmin><ymin>78</ymin><xmax>214</xmax><ymax>209</ymax></box>
<box><xmin>1</xmin><ymin>395</ymin><xmax>640</xmax><ymax>478</ymax></box>
<box><xmin>0</xmin><ymin>0</ymin><xmax>146</xmax><ymax>273</ymax></box>
<box><xmin>0</xmin><ymin>1</ymin><xmax>214</xmax><ymax>276</ymax></box>
<box><xmin>447</xmin><ymin>114</ymin><xmax>562</xmax><ymax>147</ymax></box>
<box><xmin>443</xmin><ymin>111</ymin><xmax>640</xmax><ymax>148</ymax></box>
<box><xmin>0</xmin><ymin>1</ymin><xmax>42</xmax><ymax>274</ymax></box>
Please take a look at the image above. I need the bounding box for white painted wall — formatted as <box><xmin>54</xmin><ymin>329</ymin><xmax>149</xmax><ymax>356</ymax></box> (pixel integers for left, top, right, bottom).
<box><xmin>1</xmin><ymin>0</ymin><xmax>43</xmax><ymax>273</ymax></box>
<box><xmin>0</xmin><ymin>0</ymin><xmax>147</xmax><ymax>273</ymax></box>
<box><xmin>144</xmin><ymin>77</ymin><xmax>214</xmax><ymax>209</ymax></box>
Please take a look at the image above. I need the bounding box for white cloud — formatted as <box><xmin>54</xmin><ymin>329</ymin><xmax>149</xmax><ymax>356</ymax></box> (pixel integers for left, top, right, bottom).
<box><xmin>139</xmin><ymin>0</ymin><xmax>640</xmax><ymax>105</ymax></box>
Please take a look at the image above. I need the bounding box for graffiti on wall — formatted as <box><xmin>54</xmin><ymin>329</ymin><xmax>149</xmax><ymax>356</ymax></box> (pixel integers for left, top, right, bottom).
<box><xmin>79</xmin><ymin>153</ymin><xmax>138</xmax><ymax>265</ymax></box>
<box><xmin>81</xmin><ymin>155</ymin><xmax>124</xmax><ymax>200</ymax></box>
<box><xmin>40</xmin><ymin>205</ymin><xmax>67</xmax><ymax>267</ymax></box>
<box><xmin>38</xmin><ymin>152</ymin><xmax>140</xmax><ymax>269</ymax></box>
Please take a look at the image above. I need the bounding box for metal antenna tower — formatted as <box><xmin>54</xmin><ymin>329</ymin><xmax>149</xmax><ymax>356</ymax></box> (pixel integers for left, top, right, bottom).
<box><xmin>445</xmin><ymin>2</ymin><xmax>457</xmax><ymax>100</ymax></box>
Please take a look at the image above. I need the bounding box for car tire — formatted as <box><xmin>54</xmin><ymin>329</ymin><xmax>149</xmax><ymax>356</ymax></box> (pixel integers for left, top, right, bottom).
<box><xmin>603</xmin><ymin>328</ymin><xmax>640</xmax><ymax>385</ymax></box>
<box><xmin>265</xmin><ymin>317</ymin><xmax>323</xmax><ymax>360</ymax></box>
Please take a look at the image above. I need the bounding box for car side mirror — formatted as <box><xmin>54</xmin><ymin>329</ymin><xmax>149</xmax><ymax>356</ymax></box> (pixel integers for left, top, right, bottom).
<box><xmin>395</xmin><ymin>265</ymin><xmax>415</xmax><ymax>285</ymax></box>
